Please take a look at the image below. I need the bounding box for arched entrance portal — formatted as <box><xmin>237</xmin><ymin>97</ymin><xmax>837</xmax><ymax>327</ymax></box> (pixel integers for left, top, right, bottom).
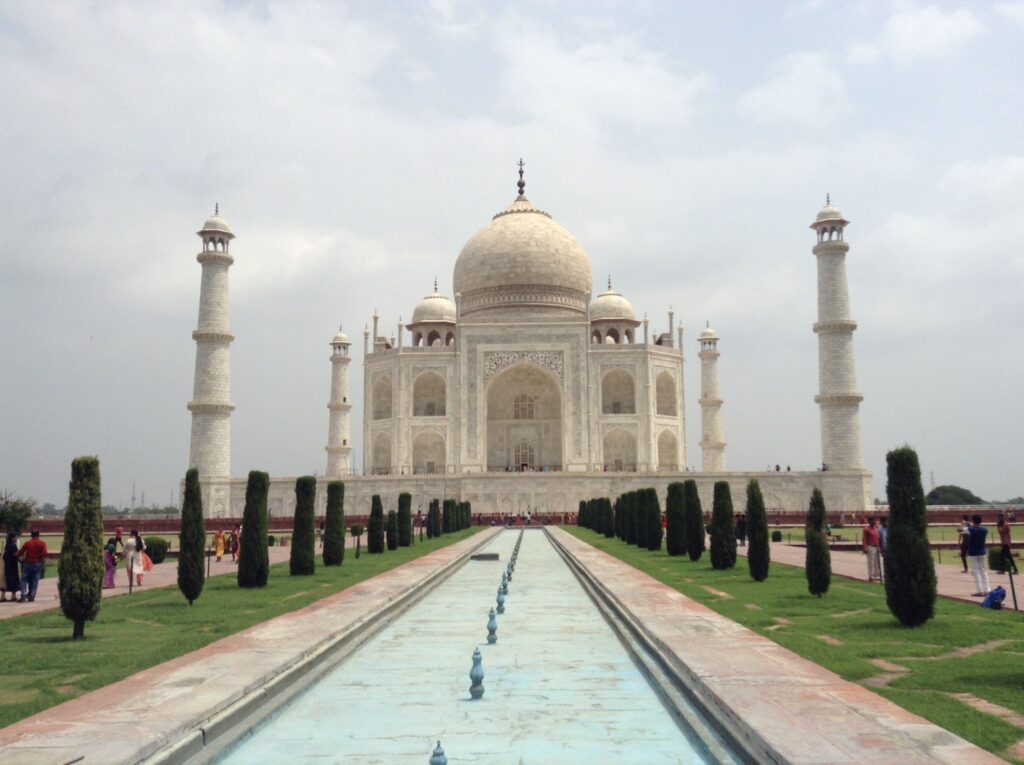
<box><xmin>486</xmin><ymin>363</ymin><xmax>562</xmax><ymax>471</ymax></box>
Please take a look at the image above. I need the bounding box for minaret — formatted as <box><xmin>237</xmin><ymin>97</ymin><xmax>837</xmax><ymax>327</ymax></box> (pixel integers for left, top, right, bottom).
<box><xmin>325</xmin><ymin>326</ymin><xmax>353</xmax><ymax>478</ymax></box>
<box><xmin>187</xmin><ymin>206</ymin><xmax>235</xmax><ymax>478</ymax></box>
<box><xmin>811</xmin><ymin>197</ymin><xmax>864</xmax><ymax>470</ymax></box>
<box><xmin>698</xmin><ymin>323</ymin><xmax>726</xmax><ymax>471</ymax></box>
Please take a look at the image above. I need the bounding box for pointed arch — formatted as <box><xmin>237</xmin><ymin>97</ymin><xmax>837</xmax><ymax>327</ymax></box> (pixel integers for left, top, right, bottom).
<box><xmin>656</xmin><ymin>371</ymin><xmax>677</xmax><ymax>416</ymax></box>
<box><xmin>601</xmin><ymin>369</ymin><xmax>636</xmax><ymax>414</ymax></box>
<box><xmin>413</xmin><ymin>371</ymin><xmax>446</xmax><ymax>416</ymax></box>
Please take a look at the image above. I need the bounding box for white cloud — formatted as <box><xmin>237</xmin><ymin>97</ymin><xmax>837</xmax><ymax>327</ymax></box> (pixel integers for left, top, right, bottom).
<box><xmin>996</xmin><ymin>2</ymin><xmax>1024</xmax><ymax>25</ymax></box>
<box><xmin>849</xmin><ymin>6</ymin><xmax>985</xmax><ymax>63</ymax></box>
<box><xmin>736</xmin><ymin>52</ymin><xmax>847</xmax><ymax>128</ymax></box>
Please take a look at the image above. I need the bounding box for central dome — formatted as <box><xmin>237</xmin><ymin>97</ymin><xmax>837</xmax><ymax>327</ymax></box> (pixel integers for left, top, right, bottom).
<box><xmin>453</xmin><ymin>193</ymin><xmax>593</xmax><ymax>317</ymax></box>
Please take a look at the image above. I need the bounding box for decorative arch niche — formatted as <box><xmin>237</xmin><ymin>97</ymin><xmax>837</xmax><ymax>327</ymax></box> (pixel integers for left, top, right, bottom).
<box><xmin>603</xmin><ymin>428</ymin><xmax>637</xmax><ymax>472</ymax></box>
<box><xmin>601</xmin><ymin>369</ymin><xmax>636</xmax><ymax>414</ymax></box>
<box><xmin>412</xmin><ymin>371</ymin><xmax>446</xmax><ymax>416</ymax></box>
<box><xmin>412</xmin><ymin>431</ymin><xmax>445</xmax><ymax>474</ymax></box>
<box><xmin>657</xmin><ymin>429</ymin><xmax>679</xmax><ymax>470</ymax></box>
<box><xmin>656</xmin><ymin>371</ymin><xmax>677</xmax><ymax>416</ymax></box>
<box><xmin>372</xmin><ymin>376</ymin><xmax>393</xmax><ymax>420</ymax></box>
<box><xmin>485</xmin><ymin>362</ymin><xmax>562</xmax><ymax>471</ymax></box>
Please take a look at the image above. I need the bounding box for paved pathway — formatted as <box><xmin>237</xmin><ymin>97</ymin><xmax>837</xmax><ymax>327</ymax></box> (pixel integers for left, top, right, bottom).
<box><xmin>737</xmin><ymin>540</ymin><xmax>1022</xmax><ymax>609</ymax></box>
<box><xmin>0</xmin><ymin>537</ymin><xmax>368</xmax><ymax>621</ymax></box>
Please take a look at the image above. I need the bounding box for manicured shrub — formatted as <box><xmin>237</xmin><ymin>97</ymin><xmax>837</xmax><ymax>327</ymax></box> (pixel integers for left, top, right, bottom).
<box><xmin>442</xmin><ymin>499</ymin><xmax>456</xmax><ymax>534</ymax></box>
<box><xmin>578</xmin><ymin>500</ymin><xmax>587</xmax><ymax>527</ymax></box>
<box><xmin>645</xmin><ymin>488</ymin><xmax>663</xmax><ymax>551</ymax></box>
<box><xmin>771</xmin><ymin>530</ymin><xmax>783</xmax><ymax>543</ymax></box>
<box><xmin>709</xmin><ymin>482</ymin><xmax>736</xmax><ymax>569</ymax></box>
<box><xmin>58</xmin><ymin>456</ymin><xmax>104</xmax><ymax>639</ymax></box>
<box><xmin>290</xmin><ymin>476</ymin><xmax>316</xmax><ymax>576</ymax></box>
<box><xmin>884</xmin><ymin>447</ymin><xmax>936</xmax><ymax>627</ymax></box>
<box><xmin>805</xmin><ymin>488</ymin><xmax>831</xmax><ymax>597</ymax></box>
<box><xmin>367</xmin><ymin>495</ymin><xmax>385</xmax><ymax>553</ymax></box>
<box><xmin>427</xmin><ymin>499</ymin><xmax>441</xmax><ymax>538</ymax></box>
<box><xmin>386</xmin><ymin>510</ymin><xmax>399</xmax><ymax>550</ymax></box>
<box><xmin>267</xmin><ymin>535</ymin><xmax>276</xmax><ymax>547</ymax></box>
<box><xmin>602</xmin><ymin>498</ymin><xmax>614</xmax><ymax>538</ymax></box>
<box><xmin>745</xmin><ymin>479</ymin><xmax>770</xmax><ymax>582</ymax></box>
<box><xmin>350</xmin><ymin>524</ymin><xmax>363</xmax><ymax>558</ymax></box>
<box><xmin>177</xmin><ymin>468</ymin><xmax>205</xmax><ymax>605</ymax></box>
<box><xmin>633</xmin><ymin>491</ymin><xmax>647</xmax><ymax>549</ymax></box>
<box><xmin>665</xmin><ymin>483</ymin><xmax>685</xmax><ymax>556</ymax></box>
<box><xmin>323</xmin><ymin>481</ymin><xmax>345</xmax><ymax>566</ymax></box>
<box><xmin>238</xmin><ymin>471</ymin><xmax>270</xmax><ymax>588</ymax></box>
<box><xmin>397</xmin><ymin>492</ymin><xmax>412</xmax><ymax>547</ymax></box>
<box><xmin>145</xmin><ymin>537</ymin><xmax>170</xmax><ymax>565</ymax></box>
<box><xmin>683</xmin><ymin>480</ymin><xmax>705</xmax><ymax>562</ymax></box>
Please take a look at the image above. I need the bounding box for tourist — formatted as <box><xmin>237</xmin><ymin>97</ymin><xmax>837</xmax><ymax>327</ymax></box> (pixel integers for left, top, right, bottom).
<box><xmin>124</xmin><ymin>530</ymin><xmax>146</xmax><ymax>587</ymax></box>
<box><xmin>17</xmin><ymin>530</ymin><xmax>48</xmax><ymax>602</ymax></box>
<box><xmin>862</xmin><ymin>517</ymin><xmax>882</xmax><ymax>583</ymax></box>
<box><xmin>878</xmin><ymin>518</ymin><xmax>888</xmax><ymax>555</ymax></box>
<box><xmin>317</xmin><ymin>521</ymin><xmax>325</xmax><ymax>549</ymax></box>
<box><xmin>2</xmin><ymin>532</ymin><xmax>21</xmax><ymax>602</ymax></box>
<box><xmin>103</xmin><ymin>538</ymin><xmax>117</xmax><ymax>589</ymax></box>
<box><xmin>114</xmin><ymin>525</ymin><xmax>125</xmax><ymax>550</ymax></box>
<box><xmin>736</xmin><ymin>514</ymin><xmax>747</xmax><ymax>547</ymax></box>
<box><xmin>229</xmin><ymin>524</ymin><xmax>240</xmax><ymax>562</ymax></box>
<box><xmin>958</xmin><ymin>515</ymin><xmax>970</xmax><ymax>573</ymax></box>
<box><xmin>214</xmin><ymin>529</ymin><xmax>225</xmax><ymax>562</ymax></box>
<box><xmin>967</xmin><ymin>515</ymin><xmax>990</xmax><ymax>596</ymax></box>
<box><xmin>996</xmin><ymin>514</ymin><xmax>1018</xmax><ymax>574</ymax></box>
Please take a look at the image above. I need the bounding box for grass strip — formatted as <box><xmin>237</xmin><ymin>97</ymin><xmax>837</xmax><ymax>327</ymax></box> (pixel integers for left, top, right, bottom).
<box><xmin>0</xmin><ymin>529</ymin><xmax>481</xmax><ymax>728</ymax></box>
<box><xmin>564</xmin><ymin>526</ymin><xmax>1024</xmax><ymax>764</ymax></box>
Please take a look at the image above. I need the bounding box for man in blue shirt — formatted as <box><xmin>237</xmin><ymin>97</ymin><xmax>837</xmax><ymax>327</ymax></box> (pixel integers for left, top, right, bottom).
<box><xmin>967</xmin><ymin>514</ymin><xmax>990</xmax><ymax>596</ymax></box>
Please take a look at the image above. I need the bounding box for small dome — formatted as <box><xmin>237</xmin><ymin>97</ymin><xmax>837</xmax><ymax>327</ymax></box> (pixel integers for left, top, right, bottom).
<box><xmin>197</xmin><ymin>206</ymin><xmax>234</xmax><ymax>238</ymax></box>
<box><xmin>815</xmin><ymin>205</ymin><xmax>844</xmax><ymax>223</ymax></box>
<box><xmin>590</xmin><ymin>282</ymin><xmax>635</xmax><ymax>322</ymax></box>
<box><xmin>410</xmin><ymin>286</ymin><xmax>456</xmax><ymax>324</ymax></box>
<box><xmin>699</xmin><ymin>325</ymin><xmax>718</xmax><ymax>341</ymax></box>
<box><xmin>331</xmin><ymin>326</ymin><xmax>350</xmax><ymax>345</ymax></box>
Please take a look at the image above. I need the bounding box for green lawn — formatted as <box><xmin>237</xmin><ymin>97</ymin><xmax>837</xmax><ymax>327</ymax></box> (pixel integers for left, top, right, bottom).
<box><xmin>564</xmin><ymin>527</ymin><xmax>1024</xmax><ymax>764</ymax></box>
<box><xmin>0</xmin><ymin>529</ymin><xmax>481</xmax><ymax>728</ymax></box>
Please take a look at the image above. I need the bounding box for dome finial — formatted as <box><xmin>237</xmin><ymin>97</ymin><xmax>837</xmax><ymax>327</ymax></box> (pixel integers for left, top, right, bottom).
<box><xmin>517</xmin><ymin>158</ymin><xmax>526</xmax><ymax>197</ymax></box>
<box><xmin>825</xmin><ymin>192</ymin><xmax>830</xmax><ymax>206</ymax></box>
<box><xmin>434</xmin><ymin>276</ymin><xmax>438</xmax><ymax>293</ymax></box>
<box><xmin>214</xmin><ymin>202</ymin><xmax>219</xmax><ymax>216</ymax></box>
<box><xmin>607</xmin><ymin>274</ymin><xmax>612</xmax><ymax>290</ymax></box>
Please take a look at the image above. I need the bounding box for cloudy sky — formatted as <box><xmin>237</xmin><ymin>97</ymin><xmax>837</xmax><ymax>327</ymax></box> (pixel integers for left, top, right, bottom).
<box><xmin>2</xmin><ymin>1</ymin><xmax>1022</xmax><ymax>508</ymax></box>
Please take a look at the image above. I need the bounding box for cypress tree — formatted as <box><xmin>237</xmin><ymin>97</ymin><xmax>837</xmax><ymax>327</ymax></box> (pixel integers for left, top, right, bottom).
<box><xmin>625</xmin><ymin>492</ymin><xmax>637</xmax><ymax>545</ymax></box>
<box><xmin>578</xmin><ymin>500</ymin><xmax>586</xmax><ymax>527</ymax></box>
<box><xmin>613</xmin><ymin>496</ymin><xmax>623</xmax><ymax>539</ymax></box>
<box><xmin>884</xmin><ymin>447</ymin><xmax>936</xmax><ymax>627</ymax></box>
<box><xmin>386</xmin><ymin>510</ymin><xmax>399</xmax><ymax>550</ymax></box>
<box><xmin>397</xmin><ymin>492</ymin><xmax>412</xmax><ymax>546</ymax></box>
<box><xmin>238</xmin><ymin>471</ymin><xmax>270</xmax><ymax>588</ymax></box>
<box><xmin>290</xmin><ymin>476</ymin><xmax>316</xmax><ymax>576</ymax></box>
<box><xmin>442</xmin><ymin>499</ymin><xmax>455</xmax><ymax>534</ymax></box>
<box><xmin>177</xmin><ymin>468</ymin><xmax>205</xmax><ymax>604</ymax></box>
<box><xmin>368</xmin><ymin>495</ymin><xmax>385</xmax><ymax>553</ymax></box>
<box><xmin>646</xmin><ymin>488</ymin><xmax>663</xmax><ymax>551</ymax></box>
<box><xmin>683</xmin><ymin>480</ymin><xmax>705</xmax><ymax>562</ymax></box>
<box><xmin>634</xmin><ymin>491</ymin><xmax>647</xmax><ymax>549</ymax></box>
<box><xmin>465</xmin><ymin>501</ymin><xmax>473</xmax><ymax>528</ymax></box>
<box><xmin>745</xmin><ymin>479</ymin><xmax>770</xmax><ymax>582</ymax></box>
<box><xmin>58</xmin><ymin>456</ymin><xmax>104</xmax><ymax>639</ymax></box>
<box><xmin>709</xmin><ymin>481</ymin><xmax>736</xmax><ymax>569</ymax></box>
<box><xmin>428</xmin><ymin>498</ymin><xmax>441</xmax><ymax>538</ymax></box>
<box><xmin>322</xmin><ymin>481</ymin><xmax>345</xmax><ymax>566</ymax></box>
<box><xmin>805</xmin><ymin>488</ymin><xmax>831</xmax><ymax>597</ymax></box>
<box><xmin>665</xmin><ymin>482</ymin><xmax>685</xmax><ymax>556</ymax></box>
<box><xmin>603</xmin><ymin>498</ymin><xmax>615</xmax><ymax>538</ymax></box>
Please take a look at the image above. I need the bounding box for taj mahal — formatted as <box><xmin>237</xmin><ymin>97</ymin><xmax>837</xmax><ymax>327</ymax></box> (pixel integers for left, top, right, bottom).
<box><xmin>185</xmin><ymin>166</ymin><xmax>872</xmax><ymax>518</ymax></box>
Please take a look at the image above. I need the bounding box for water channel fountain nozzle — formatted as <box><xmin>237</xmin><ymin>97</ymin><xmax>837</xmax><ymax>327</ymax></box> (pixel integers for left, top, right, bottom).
<box><xmin>497</xmin><ymin>586</ymin><xmax>505</xmax><ymax>613</ymax></box>
<box><xmin>487</xmin><ymin>607</ymin><xmax>498</xmax><ymax>644</ymax></box>
<box><xmin>469</xmin><ymin>647</ymin><xmax>485</xmax><ymax>699</ymax></box>
<box><xmin>429</xmin><ymin>740</ymin><xmax>448</xmax><ymax>765</ymax></box>
<box><xmin>500</xmin><ymin>572</ymin><xmax>508</xmax><ymax>595</ymax></box>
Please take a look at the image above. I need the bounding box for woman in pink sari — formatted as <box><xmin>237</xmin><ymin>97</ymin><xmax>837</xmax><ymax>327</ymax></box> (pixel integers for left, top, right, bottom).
<box><xmin>103</xmin><ymin>538</ymin><xmax>117</xmax><ymax>589</ymax></box>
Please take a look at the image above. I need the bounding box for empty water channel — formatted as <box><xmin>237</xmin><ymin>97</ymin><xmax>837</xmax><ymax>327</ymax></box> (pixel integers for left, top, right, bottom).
<box><xmin>213</xmin><ymin>530</ymin><xmax>741</xmax><ymax>764</ymax></box>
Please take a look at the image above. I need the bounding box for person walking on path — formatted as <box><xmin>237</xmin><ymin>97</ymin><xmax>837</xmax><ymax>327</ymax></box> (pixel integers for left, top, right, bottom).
<box><xmin>17</xmin><ymin>530</ymin><xmax>48</xmax><ymax>603</ymax></box>
<box><xmin>214</xmin><ymin>529</ymin><xmax>225</xmax><ymax>562</ymax></box>
<box><xmin>2</xmin><ymin>532</ymin><xmax>22</xmax><ymax>602</ymax></box>
<box><xmin>103</xmin><ymin>538</ymin><xmax>117</xmax><ymax>589</ymax></box>
<box><xmin>878</xmin><ymin>518</ymin><xmax>888</xmax><ymax>556</ymax></box>
<box><xmin>862</xmin><ymin>517</ymin><xmax>882</xmax><ymax>583</ymax></box>
<box><xmin>124</xmin><ymin>530</ymin><xmax>146</xmax><ymax>587</ymax></box>
<box><xmin>736</xmin><ymin>514</ymin><xmax>747</xmax><ymax>547</ymax></box>
<box><xmin>966</xmin><ymin>514</ymin><xmax>990</xmax><ymax>596</ymax></box>
<box><xmin>958</xmin><ymin>515</ymin><xmax>970</xmax><ymax>573</ymax></box>
<box><xmin>229</xmin><ymin>525</ymin><xmax>240</xmax><ymax>563</ymax></box>
<box><xmin>996</xmin><ymin>514</ymin><xmax>1018</xmax><ymax>574</ymax></box>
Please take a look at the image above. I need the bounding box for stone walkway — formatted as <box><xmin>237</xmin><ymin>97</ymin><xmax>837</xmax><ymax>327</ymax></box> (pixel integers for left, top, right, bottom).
<box><xmin>0</xmin><ymin>537</ymin><xmax>366</xmax><ymax>621</ymax></box>
<box><xmin>737</xmin><ymin>540</ymin><xmax>1022</xmax><ymax>608</ymax></box>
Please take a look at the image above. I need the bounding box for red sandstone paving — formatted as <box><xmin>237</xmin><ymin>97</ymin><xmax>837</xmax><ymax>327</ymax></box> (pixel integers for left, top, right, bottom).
<box><xmin>548</xmin><ymin>527</ymin><xmax>1003</xmax><ymax>765</ymax></box>
<box><xmin>0</xmin><ymin>529</ymin><xmax>500</xmax><ymax>765</ymax></box>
